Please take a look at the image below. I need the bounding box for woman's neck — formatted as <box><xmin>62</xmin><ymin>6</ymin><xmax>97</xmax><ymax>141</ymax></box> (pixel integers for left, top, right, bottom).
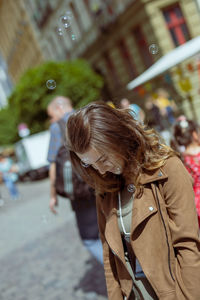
<box><xmin>185</xmin><ymin>143</ymin><xmax>200</xmax><ymax>155</ymax></box>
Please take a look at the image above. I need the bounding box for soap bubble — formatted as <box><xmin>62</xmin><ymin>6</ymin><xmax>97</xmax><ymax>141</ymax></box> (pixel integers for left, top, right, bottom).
<box><xmin>57</xmin><ymin>28</ymin><xmax>63</xmax><ymax>36</ymax></box>
<box><xmin>61</xmin><ymin>16</ymin><xmax>71</xmax><ymax>28</ymax></box>
<box><xmin>46</xmin><ymin>79</ymin><xmax>56</xmax><ymax>90</ymax></box>
<box><xmin>149</xmin><ymin>44</ymin><xmax>159</xmax><ymax>54</ymax></box>
<box><xmin>60</xmin><ymin>11</ymin><xmax>72</xmax><ymax>28</ymax></box>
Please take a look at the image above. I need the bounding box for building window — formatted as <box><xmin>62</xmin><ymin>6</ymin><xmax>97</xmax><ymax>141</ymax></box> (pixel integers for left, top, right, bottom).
<box><xmin>118</xmin><ymin>39</ymin><xmax>137</xmax><ymax>79</ymax></box>
<box><xmin>163</xmin><ymin>4</ymin><xmax>190</xmax><ymax>46</ymax></box>
<box><xmin>132</xmin><ymin>26</ymin><xmax>153</xmax><ymax>68</ymax></box>
<box><xmin>103</xmin><ymin>52</ymin><xmax>120</xmax><ymax>87</ymax></box>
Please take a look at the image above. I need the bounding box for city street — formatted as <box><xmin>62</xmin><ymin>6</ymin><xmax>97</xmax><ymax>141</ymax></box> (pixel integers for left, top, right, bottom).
<box><xmin>0</xmin><ymin>179</ymin><xmax>107</xmax><ymax>300</ymax></box>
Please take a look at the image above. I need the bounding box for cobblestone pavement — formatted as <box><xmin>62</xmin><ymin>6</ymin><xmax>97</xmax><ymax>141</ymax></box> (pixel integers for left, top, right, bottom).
<box><xmin>0</xmin><ymin>179</ymin><xmax>107</xmax><ymax>300</ymax></box>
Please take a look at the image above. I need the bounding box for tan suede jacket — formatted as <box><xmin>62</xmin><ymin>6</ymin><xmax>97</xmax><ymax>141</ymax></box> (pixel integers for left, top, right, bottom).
<box><xmin>96</xmin><ymin>156</ymin><xmax>200</xmax><ymax>300</ymax></box>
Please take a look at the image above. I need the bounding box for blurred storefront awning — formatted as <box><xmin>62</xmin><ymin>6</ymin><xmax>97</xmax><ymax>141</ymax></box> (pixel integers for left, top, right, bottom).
<box><xmin>127</xmin><ymin>36</ymin><xmax>200</xmax><ymax>90</ymax></box>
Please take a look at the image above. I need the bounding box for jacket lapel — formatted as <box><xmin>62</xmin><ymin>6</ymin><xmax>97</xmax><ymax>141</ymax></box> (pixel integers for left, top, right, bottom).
<box><xmin>105</xmin><ymin>211</ymin><xmax>125</xmax><ymax>259</ymax></box>
<box><xmin>131</xmin><ymin>192</ymin><xmax>158</xmax><ymax>234</ymax></box>
<box><xmin>103</xmin><ymin>194</ymin><xmax>127</xmax><ymax>265</ymax></box>
<box><xmin>131</xmin><ymin>167</ymin><xmax>168</xmax><ymax>234</ymax></box>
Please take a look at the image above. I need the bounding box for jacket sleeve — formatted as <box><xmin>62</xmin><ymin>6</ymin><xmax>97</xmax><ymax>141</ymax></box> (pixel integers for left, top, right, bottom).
<box><xmin>162</xmin><ymin>157</ymin><xmax>200</xmax><ymax>299</ymax></box>
<box><xmin>96</xmin><ymin>196</ymin><xmax>123</xmax><ymax>300</ymax></box>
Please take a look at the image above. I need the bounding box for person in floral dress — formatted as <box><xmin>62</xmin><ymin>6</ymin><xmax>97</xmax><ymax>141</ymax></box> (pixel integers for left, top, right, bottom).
<box><xmin>173</xmin><ymin>117</ymin><xmax>200</xmax><ymax>227</ymax></box>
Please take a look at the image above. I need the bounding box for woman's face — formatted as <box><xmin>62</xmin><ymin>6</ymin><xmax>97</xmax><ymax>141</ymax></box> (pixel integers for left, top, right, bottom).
<box><xmin>76</xmin><ymin>147</ymin><xmax>125</xmax><ymax>175</ymax></box>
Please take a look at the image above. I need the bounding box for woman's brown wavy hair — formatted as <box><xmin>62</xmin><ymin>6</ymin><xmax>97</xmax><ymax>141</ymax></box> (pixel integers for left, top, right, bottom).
<box><xmin>66</xmin><ymin>102</ymin><xmax>176</xmax><ymax>194</ymax></box>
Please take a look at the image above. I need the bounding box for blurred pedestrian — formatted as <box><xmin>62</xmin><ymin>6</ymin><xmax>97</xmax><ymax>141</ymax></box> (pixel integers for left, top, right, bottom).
<box><xmin>66</xmin><ymin>102</ymin><xmax>200</xmax><ymax>300</ymax></box>
<box><xmin>155</xmin><ymin>88</ymin><xmax>176</xmax><ymax>126</ymax></box>
<box><xmin>144</xmin><ymin>95</ymin><xmax>165</xmax><ymax>131</ymax></box>
<box><xmin>0</xmin><ymin>153</ymin><xmax>19</xmax><ymax>200</ymax></box>
<box><xmin>173</xmin><ymin>117</ymin><xmax>200</xmax><ymax>227</ymax></box>
<box><xmin>120</xmin><ymin>98</ymin><xmax>145</xmax><ymax>123</ymax></box>
<box><xmin>47</xmin><ymin>96</ymin><xmax>103</xmax><ymax>264</ymax></box>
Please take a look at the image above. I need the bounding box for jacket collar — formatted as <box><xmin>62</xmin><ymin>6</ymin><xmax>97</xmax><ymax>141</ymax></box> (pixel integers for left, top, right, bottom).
<box><xmin>139</xmin><ymin>167</ymin><xmax>168</xmax><ymax>185</ymax></box>
<box><xmin>99</xmin><ymin>167</ymin><xmax>168</xmax><ymax>202</ymax></box>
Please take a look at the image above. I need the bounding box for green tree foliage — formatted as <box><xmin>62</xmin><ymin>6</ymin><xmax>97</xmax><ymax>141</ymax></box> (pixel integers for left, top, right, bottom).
<box><xmin>0</xmin><ymin>59</ymin><xmax>104</xmax><ymax>146</ymax></box>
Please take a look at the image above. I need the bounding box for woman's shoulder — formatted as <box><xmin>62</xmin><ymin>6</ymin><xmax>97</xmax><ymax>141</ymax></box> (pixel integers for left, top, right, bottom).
<box><xmin>161</xmin><ymin>155</ymin><xmax>194</xmax><ymax>188</ymax></box>
<box><xmin>162</xmin><ymin>155</ymin><xmax>186</xmax><ymax>175</ymax></box>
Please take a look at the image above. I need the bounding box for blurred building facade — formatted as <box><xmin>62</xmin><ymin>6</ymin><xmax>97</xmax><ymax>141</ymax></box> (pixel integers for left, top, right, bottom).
<box><xmin>0</xmin><ymin>0</ymin><xmax>44</xmax><ymax>85</ymax></box>
<box><xmin>24</xmin><ymin>0</ymin><xmax>200</xmax><ymax>118</ymax></box>
<box><xmin>0</xmin><ymin>0</ymin><xmax>200</xmax><ymax>118</ymax></box>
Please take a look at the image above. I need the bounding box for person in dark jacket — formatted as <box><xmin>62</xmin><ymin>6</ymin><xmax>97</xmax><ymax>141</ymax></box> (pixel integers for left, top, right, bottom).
<box><xmin>47</xmin><ymin>96</ymin><xmax>103</xmax><ymax>264</ymax></box>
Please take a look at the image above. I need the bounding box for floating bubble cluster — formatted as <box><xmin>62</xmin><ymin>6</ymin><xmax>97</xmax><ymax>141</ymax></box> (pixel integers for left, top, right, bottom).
<box><xmin>60</xmin><ymin>11</ymin><xmax>73</xmax><ymax>28</ymax></box>
<box><xmin>60</xmin><ymin>15</ymin><xmax>71</xmax><ymax>28</ymax></box>
<box><xmin>57</xmin><ymin>11</ymin><xmax>76</xmax><ymax>41</ymax></box>
<box><xmin>46</xmin><ymin>79</ymin><xmax>56</xmax><ymax>90</ymax></box>
<box><xmin>149</xmin><ymin>44</ymin><xmax>159</xmax><ymax>54</ymax></box>
<box><xmin>48</xmin><ymin>11</ymin><xmax>75</xmax><ymax>89</ymax></box>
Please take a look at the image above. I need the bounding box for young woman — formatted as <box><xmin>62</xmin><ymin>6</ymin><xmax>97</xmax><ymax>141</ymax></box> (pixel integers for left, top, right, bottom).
<box><xmin>173</xmin><ymin>117</ymin><xmax>200</xmax><ymax>227</ymax></box>
<box><xmin>66</xmin><ymin>102</ymin><xmax>200</xmax><ymax>300</ymax></box>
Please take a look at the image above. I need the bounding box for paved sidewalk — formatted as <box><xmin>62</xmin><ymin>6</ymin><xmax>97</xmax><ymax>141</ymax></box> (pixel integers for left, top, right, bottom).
<box><xmin>0</xmin><ymin>221</ymin><xmax>107</xmax><ymax>300</ymax></box>
<box><xmin>0</xmin><ymin>180</ymin><xmax>107</xmax><ymax>300</ymax></box>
